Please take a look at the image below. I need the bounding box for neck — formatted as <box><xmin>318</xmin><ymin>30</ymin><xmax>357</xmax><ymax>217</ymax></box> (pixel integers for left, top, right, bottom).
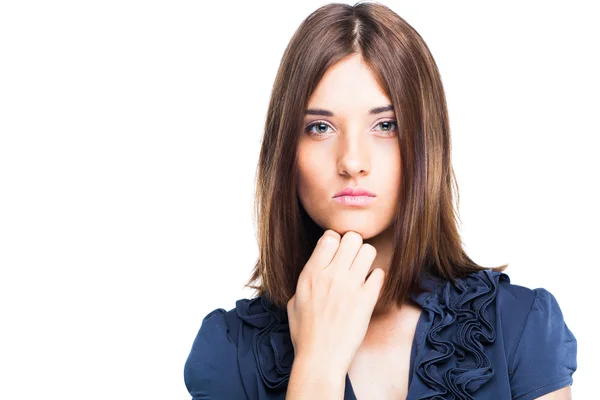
<box><xmin>363</xmin><ymin>223</ymin><xmax>395</xmax><ymax>277</ymax></box>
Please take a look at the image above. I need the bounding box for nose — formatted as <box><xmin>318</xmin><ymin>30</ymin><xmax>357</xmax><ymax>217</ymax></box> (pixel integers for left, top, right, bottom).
<box><xmin>337</xmin><ymin>128</ymin><xmax>370</xmax><ymax>178</ymax></box>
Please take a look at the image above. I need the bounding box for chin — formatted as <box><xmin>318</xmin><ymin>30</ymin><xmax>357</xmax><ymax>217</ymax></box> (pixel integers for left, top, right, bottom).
<box><xmin>323</xmin><ymin>221</ymin><xmax>384</xmax><ymax>240</ymax></box>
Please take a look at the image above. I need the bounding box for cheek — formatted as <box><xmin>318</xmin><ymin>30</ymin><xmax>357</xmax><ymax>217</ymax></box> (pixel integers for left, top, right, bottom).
<box><xmin>373</xmin><ymin>157</ymin><xmax>401</xmax><ymax>202</ymax></box>
<box><xmin>375</xmin><ymin>146</ymin><xmax>401</xmax><ymax>175</ymax></box>
<box><xmin>296</xmin><ymin>159</ymin><xmax>312</xmax><ymax>199</ymax></box>
<box><xmin>386</xmin><ymin>145</ymin><xmax>402</xmax><ymax>185</ymax></box>
<box><xmin>297</xmin><ymin>145</ymin><xmax>324</xmax><ymax>189</ymax></box>
<box><xmin>297</xmin><ymin>164</ymin><xmax>320</xmax><ymax>198</ymax></box>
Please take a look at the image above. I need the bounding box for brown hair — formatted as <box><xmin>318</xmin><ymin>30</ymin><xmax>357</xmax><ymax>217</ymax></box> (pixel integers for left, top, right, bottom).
<box><xmin>243</xmin><ymin>1</ymin><xmax>507</xmax><ymax>312</ymax></box>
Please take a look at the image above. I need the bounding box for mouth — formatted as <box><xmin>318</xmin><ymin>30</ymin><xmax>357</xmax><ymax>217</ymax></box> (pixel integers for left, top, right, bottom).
<box><xmin>333</xmin><ymin>186</ymin><xmax>376</xmax><ymax>198</ymax></box>
<box><xmin>332</xmin><ymin>195</ymin><xmax>376</xmax><ymax>206</ymax></box>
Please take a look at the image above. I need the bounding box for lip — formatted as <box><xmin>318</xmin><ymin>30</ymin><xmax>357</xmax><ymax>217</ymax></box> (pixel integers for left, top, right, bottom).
<box><xmin>333</xmin><ymin>195</ymin><xmax>376</xmax><ymax>206</ymax></box>
<box><xmin>333</xmin><ymin>186</ymin><xmax>376</xmax><ymax>198</ymax></box>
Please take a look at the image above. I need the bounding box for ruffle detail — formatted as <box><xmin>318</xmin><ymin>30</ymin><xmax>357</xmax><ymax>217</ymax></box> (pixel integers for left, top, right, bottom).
<box><xmin>233</xmin><ymin>269</ymin><xmax>506</xmax><ymax>398</ymax></box>
<box><xmin>411</xmin><ymin>269</ymin><xmax>508</xmax><ymax>400</ymax></box>
<box><xmin>235</xmin><ymin>295</ymin><xmax>294</xmax><ymax>391</ymax></box>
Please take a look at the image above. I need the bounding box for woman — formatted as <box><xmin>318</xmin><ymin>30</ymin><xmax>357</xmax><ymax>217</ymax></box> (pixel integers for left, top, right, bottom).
<box><xmin>184</xmin><ymin>2</ymin><xmax>577</xmax><ymax>399</ymax></box>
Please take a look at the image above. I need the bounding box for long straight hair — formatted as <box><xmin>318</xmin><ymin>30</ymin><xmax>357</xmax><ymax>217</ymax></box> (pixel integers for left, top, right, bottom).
<box><xmin>243</xmin><ymin>1</ymin><xmax>506</xmax><ymax>312</ymax></box>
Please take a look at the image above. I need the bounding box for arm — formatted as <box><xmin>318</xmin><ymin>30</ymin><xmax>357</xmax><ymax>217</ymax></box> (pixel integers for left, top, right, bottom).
<box><xmin>509</xmin><ymin>288</ymin><xmax>577</xmax><ymax>400</ymax></box>
<box><xmin>286</xmin><ymin>353</ymin><xmax>346</xmax><ymax>400</ymax></box>
<box><xmin>184</xmin><ymin>309</ymin><xmax>247</xmax><ymax>400</ymax></box>
<box><xmin>535</xmin><ymin>386</ymin><xmax>571</xmax><ymax>399</ymax></box>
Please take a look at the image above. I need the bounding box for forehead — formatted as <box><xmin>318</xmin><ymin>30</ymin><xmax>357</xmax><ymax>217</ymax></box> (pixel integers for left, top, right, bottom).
<box><xmin>306</xmin><ymin>54</ymin><xmax>392</xmax><ymax>113</ymax></box>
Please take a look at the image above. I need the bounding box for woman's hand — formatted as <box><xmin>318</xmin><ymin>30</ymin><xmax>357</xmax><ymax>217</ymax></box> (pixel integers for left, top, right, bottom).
<box><xmin>286</xmin><ymin>229</ymin><xmax>385</xmax><ymax>374</ymax></box>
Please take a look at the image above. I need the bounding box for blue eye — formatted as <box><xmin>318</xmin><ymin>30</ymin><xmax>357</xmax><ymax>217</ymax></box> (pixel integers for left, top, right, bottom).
<box><xmin>303</xmin><ymin>119</ymin><xmax>398</xmax><ymax>137</ymax></box>
<box><xmin>305</xmin><ymin>121</ymin><xmax>333</xmax><ymax>137</ymax></box>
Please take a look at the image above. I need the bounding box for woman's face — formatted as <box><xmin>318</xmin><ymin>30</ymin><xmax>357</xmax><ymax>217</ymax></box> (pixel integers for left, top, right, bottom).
<box><xmin>297</xmin><ymin>53</ymin><xmax>401</xmax><ymax>240</ymax></box>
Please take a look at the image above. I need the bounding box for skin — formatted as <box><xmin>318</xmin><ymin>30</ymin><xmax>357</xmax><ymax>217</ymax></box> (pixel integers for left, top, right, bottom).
<box><xmin>537</xmin><ymin>387</ymin><xmax>572</xmax><ymax>399</ymax></box>
<box><xmin>297</xmin><ymin>52</ymin><xmax>400</xmax><ymax>283</ymax></box>
<box><xmin>294</xmin><ymin>52</ymin><xmax>572</xmax><ymax>399</ymax></box>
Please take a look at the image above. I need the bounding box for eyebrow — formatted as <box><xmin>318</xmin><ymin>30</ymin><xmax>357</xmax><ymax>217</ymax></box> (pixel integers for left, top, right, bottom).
<box><xmin>304</xmin><ymin>104</ymin><xmax>394</xmax><ymax>116</ymax></box>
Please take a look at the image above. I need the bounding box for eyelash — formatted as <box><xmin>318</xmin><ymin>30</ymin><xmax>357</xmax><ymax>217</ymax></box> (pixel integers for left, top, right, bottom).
<box><xmin>304</xmin><ymin>120</ymin><xmax>398</xmax><ymax>137</ymax></box>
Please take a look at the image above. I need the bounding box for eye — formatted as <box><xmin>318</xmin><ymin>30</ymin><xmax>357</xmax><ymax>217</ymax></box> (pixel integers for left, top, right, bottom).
<box><xmin>374</xmin><ymin>120</ymin><xmax>398</xmax><ymax>135</ymax></box>
<box><xmin>304</xmin><ymin>120</ymin><xmax>334</xmax><ymax>137</ymax></box>
<box><xmin>304</xmin><ymin>119</ymin><xmax>398</xmax><ymax>138</ymax></box>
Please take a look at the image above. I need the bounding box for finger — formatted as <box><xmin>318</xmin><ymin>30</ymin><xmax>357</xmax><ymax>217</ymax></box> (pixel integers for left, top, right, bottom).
<box><xmin>302</xmin><ymin>229</ymin><xmax>340</xmax><ymax>274</ymax></box>
<box><xmin>362</xmin><ymin>267</ymin><xmax>385</xmax><ymax>310</ymax></box>
<box><xmin>325</xmin><ymin>230</ymin><xmax>363</xmax><ymax>272</ymax></box>
<box><xmin>348</xmin><ymin>243</ymin><xmax>377</xmax><ymax>285</ymax></box>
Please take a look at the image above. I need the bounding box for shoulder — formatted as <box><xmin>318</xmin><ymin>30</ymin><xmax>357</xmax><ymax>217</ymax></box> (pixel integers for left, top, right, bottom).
<box><xmin>184</xmin><ymin>296</ymin><xmax>294</xmax><ymax>399</ymax></box>
<box><xmin>495</xmin><ymin>275</ymin><xmax>577</xmax><ymax>398</ymax></box>
<box><xmin>183</xmin><ymin>306</ymin><xmax>247</xmax><ymax>399</ymax></box>
<box><xmin>444</xmin><ymin>269</ymin><xmax>572</xmax><ymax>336</ymax></box>
<box><xmin>463</xmin><ymin>269</ymin><xmax>578</xmax><ymax>399</ymax></box>
<box><xmin>414</xmin><ymin>269</ymin><xmax>577</xmax><ymax>399</ymax></box>
<box><xmin>494</xmin><ymin>273</ymin><xmax>539</xmax><ymax>352</ymax></box>
<box><xmin>492</xmin><ymin>273</ymin><xmax>576</xmax><ymax>359</ymax></box>
<box><xmin>451</xmin><ymin>269</ymin><xmax>576</xmax><ymax>352</ymax></box>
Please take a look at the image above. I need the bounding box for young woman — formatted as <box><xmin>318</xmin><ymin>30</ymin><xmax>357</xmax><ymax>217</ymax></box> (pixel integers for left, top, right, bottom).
<box><xmin>184</xmin><ymin>2</ymin><xmax>577</xmax><ymax>399</ymax></box>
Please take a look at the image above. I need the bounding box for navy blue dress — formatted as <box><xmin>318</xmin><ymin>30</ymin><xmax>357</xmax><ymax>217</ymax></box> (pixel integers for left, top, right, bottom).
<box><xmin>184</xmin><ymin>269</ymin><xmax>577</xmax><ymax>399</ymax></box>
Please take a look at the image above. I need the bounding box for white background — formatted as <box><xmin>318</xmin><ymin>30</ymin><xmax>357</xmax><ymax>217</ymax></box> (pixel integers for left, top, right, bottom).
<box><xmin>1</xmin><ymin>1</ymin><xmax>598</xmax><ymax>399</ymax></box>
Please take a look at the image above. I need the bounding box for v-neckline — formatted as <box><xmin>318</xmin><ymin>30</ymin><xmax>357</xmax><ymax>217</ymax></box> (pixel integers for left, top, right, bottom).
<box><xmin>343</xmin><ymin>306</ymin><xmax>428</xmax><ymax>400</ymax></box>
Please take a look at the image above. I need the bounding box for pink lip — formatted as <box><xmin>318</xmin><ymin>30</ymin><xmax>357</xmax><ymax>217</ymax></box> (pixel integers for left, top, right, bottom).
<box><xmin>333</xmin><ymin>186</ymin><xmax>376</xmax><ymax>198</ymax></box>
<box><xmin>333</xmin><ymin>195</ymin><xmax>376</xmax><ymax>206</ymax></box>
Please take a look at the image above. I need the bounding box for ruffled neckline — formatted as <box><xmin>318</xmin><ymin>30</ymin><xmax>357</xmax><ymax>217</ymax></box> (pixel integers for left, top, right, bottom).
<box><xmin>233</xmin><ymin>268</ymin><xmax>508</xmax><ymax>399</ymax></box>
<box><xmin>234</xmin><ymin>294</ymin><xmax>293</xmax><ymax>390</ymax></box>
<box><xmin>408</xmin><ymin>269</ymin><xmax>508</xmax><ymax>399</ymax></box>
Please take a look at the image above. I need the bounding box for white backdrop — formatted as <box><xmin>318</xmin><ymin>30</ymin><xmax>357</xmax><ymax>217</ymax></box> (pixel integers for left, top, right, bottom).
<box><xmin>1</xmin><ymin>1</ymin><xmax>597</xmax><ymax>399</ymax></box>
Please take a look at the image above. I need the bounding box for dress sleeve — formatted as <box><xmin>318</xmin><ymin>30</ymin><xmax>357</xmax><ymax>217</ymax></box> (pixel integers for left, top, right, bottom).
<box><xmin>184</xmin><ymin>308</ymin><xmax>247</xmax><ymax>400</ymax></box>
<box><xmin>509</xmin><ymin>288</ymin><xmax>577</xmax><ymax>400</ymax></box>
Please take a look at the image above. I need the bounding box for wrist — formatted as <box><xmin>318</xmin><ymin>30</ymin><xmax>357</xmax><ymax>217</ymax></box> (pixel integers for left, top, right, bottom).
<box><xmin>292</xmin><ymin>352</ymin><xmax>348</xmax><ymax>380</ymax></box>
